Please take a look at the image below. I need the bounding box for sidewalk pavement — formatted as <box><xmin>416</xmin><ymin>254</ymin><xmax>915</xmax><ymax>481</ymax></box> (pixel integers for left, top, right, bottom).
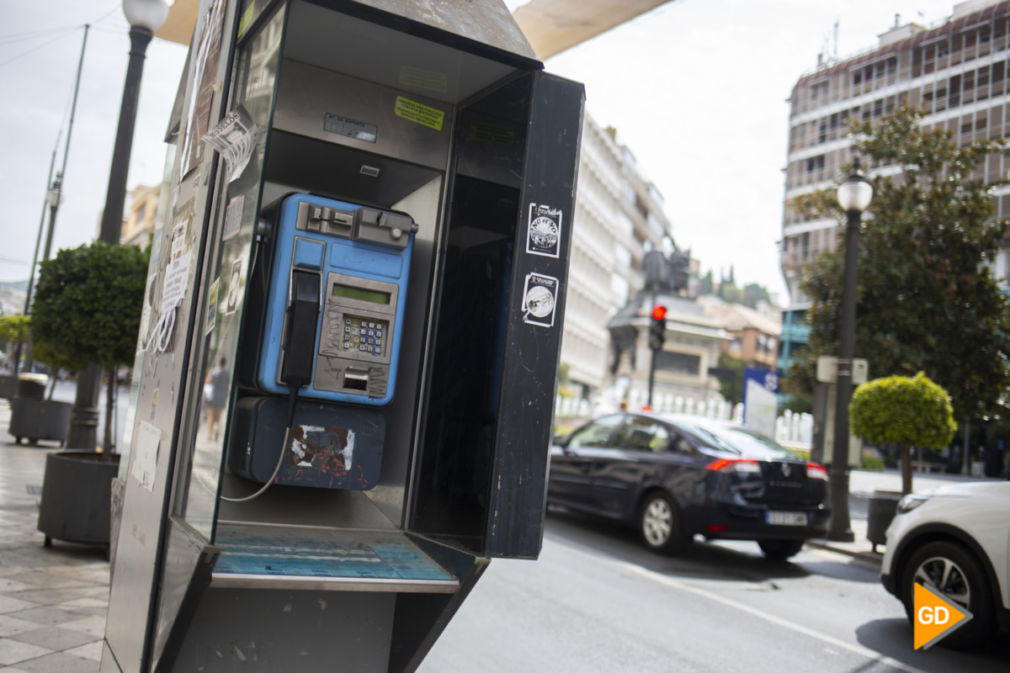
<box><xmin>0</xmin><ymin>398</ymin><xmax>1003</xmax><ymax>672</ymax></box>
<box><xmin>0</xmin><ymin>400</ymin><xmax>108</xmax><ymax>673</ymax></box>
<box><xmin>806</xmin><ymin>464</ymin><xmax>1003</xmax><ymax>564</ymax></box>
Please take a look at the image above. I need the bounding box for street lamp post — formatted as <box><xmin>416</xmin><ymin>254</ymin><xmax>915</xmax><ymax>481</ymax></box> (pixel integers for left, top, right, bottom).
<box><xmin>827</xmin><ymin>158</ymin><xmax>873</xmax><ymax>542</ymax></box>
<box><xmin>66</xmin><ymin>0</ymin><xmax>169</xmax><ymax>451</ymax></box>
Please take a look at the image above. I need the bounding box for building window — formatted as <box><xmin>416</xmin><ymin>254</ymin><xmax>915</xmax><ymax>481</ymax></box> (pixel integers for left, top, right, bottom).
<box><xmin>805</xmin><ymin>155</ymin><xmax>825</xmax><ymax>173</ymax></box>
<box><xmin>655</xmin><ymin>351</ymin><xmax>701</xmax><ymax>376</ymax></box>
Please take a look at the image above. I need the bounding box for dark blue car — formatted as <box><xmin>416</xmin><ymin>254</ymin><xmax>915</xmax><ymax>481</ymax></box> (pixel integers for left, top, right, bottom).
<box><xmin>547</xmin><ymin>413</ymin><xmax>831</xmax><ymax>559</ymax></box>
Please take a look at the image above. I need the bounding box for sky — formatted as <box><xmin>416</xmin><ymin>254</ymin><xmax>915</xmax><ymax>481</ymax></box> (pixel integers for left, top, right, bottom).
<box><xmin>0</xmin><ymin>0</ymin><xmax>965</xmax><ymax>303</ymax></box>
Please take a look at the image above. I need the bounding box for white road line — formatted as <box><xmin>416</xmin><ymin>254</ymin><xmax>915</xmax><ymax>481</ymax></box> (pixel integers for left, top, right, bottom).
<box><xmin>549</xmin><ymin>539</ymin><xmax>929</xmax><ymax>673</ymax></box>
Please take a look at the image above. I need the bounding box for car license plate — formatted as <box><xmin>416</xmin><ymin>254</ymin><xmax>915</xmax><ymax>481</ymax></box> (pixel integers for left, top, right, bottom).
<box><xmin>766</xmin><ymin>511</ymin><xmax>807</xmax><ymax>526</ymax></box>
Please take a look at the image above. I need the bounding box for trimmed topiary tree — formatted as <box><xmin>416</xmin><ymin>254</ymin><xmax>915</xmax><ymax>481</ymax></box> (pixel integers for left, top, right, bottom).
<box><xmin>31</xmin><ymin>240</ymin><xmax>148</xmax><ymax>450</ymax></box>
<box><xmin>850</xmin><ymin>372</ymin><xmax>957</xmax><ymax>494</ymax></box>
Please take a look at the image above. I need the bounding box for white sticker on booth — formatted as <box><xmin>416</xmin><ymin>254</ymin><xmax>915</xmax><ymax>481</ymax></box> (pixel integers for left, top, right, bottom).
<box><xmin>131</xmin><ymin>421</ymin><xmax>161</xmax><ymax>492</ymax></box>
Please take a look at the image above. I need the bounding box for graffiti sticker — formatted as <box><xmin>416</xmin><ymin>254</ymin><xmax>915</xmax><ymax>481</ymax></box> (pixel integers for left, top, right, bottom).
<box><xmin>521</xmin><ymin>272</ymin><xmax>560</xmax><ymax>328</ymax></box>
<box><xmin>526</xmin><ymin>203</ymin><xmax>562</xmax><ymax>258</ymax></box>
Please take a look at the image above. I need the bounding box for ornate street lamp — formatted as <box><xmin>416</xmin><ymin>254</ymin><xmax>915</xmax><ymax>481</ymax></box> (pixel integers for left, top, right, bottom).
<box><xmin>66</xmin><ymin>0</ymin><xmax>169</xmax><ymax>451</ymax></box>
<box><xmin>827</xmin><ymin>158</ymin><xmax>873</xmax><ymax>541</ymax></box>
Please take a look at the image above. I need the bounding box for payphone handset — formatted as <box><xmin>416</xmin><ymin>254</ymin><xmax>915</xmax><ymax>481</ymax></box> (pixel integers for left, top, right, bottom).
<box><xmin>258</xmin><ymin>193</ymin><xmax>416</xmax><ymax>405</ymax></box>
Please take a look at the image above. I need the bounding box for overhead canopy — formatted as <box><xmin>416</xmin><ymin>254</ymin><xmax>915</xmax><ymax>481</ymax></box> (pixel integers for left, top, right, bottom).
<box><xmin>155</xmin><ymin>0</ymin><xmax>675</xmax><ymax>60</ymax></box>
<box><xmin>513</xmin><ymin>0</ymin><xmax>673</xmax><ymax>59</ymax></box>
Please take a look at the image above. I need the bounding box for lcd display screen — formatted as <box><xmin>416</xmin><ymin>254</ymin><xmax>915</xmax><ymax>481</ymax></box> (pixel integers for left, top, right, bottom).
<box><xmin>332</xmin><ymin>283</ymin><xmax>391</xmax><ymax>304</ymax></box>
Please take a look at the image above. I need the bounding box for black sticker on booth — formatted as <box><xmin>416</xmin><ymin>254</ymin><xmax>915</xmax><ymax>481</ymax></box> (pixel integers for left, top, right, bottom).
<box><xmin>526</xmin><ymin>204</ymin><xmax>562</xmax><ymax>258</ymax></box>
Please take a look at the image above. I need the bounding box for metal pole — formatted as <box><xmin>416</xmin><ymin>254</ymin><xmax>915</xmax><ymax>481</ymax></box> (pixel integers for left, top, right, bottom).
<box><xmin>22</xmin><ymin>27</ymin><xmax>89</xmax><ymax>375</ymax></box>
<box><xmin>14</xmin><ymin>144</ymin><xmax>59</xmax><ymax>376</ymax></box>
<box><xmin>41</xmin><ymin>175</ymin><xmax>62</xmax><ymax>263</ymax></box>
<box><xmin>828</xmin><ymin>207</ymin><xmax>861</xmax><ymax>542</ymax></box>
<box><xmin>647</xmin><ymin>291</ymin><xmax>657</xmax><ymax>408</ymax></box>
<box><xmin>42</xmin><ymin>25</ymin><xmax>89</xmax><ymax>264</ymax></box>
<box><xmin>99</xmin><ymin>25</ymin><xmax>152</xmax><ymax>245</ymax></box>
<box><xmin>67</xmin><ymin>25</ymin><xmax>152</xmax><ymax>452</ymax></box>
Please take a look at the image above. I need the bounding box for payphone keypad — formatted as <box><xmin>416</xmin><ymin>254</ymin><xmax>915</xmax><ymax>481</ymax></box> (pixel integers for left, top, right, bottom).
<box><xmin>343</xmin><ymin>317</ymin><xmax>387</xmax><ymax>357</ymax></box>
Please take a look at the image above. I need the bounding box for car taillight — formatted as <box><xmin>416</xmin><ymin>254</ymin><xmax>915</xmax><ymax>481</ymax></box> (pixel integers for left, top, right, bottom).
<box><xmin>806</xmin><ymin>462</ymin><xmax>828</xmax><ymax>481</ymax></box>
<box><xmin>706</xmin><ymin>458</ymin><xmax>760</xmax><ymax>474</ymax></box>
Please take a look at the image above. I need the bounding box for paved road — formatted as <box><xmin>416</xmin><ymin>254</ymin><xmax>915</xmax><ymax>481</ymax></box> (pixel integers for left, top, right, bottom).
<box><xmin>420</xmin><ymin>509</ymin><xmax>1010</xmax><ymax>673</ymax></box>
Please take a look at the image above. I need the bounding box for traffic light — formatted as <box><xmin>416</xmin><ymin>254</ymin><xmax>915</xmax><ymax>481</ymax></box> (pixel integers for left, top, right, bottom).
<box><xmin>649</xmin><ymin>304</ymin><xmax>667</xmax><ymax>351</ymax></box>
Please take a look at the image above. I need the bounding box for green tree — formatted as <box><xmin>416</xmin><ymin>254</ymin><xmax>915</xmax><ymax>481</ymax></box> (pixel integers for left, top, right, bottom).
<box><xmin>31</xmin><ymin>242</ymin><xmax>148</xmax><ymax>372</ymax></box>
<box><xmin>742</xmin><ymin>283</ymin><xmax>771</xmax><ymax>309</ymax></box>
<box><xmin>797</xmin><ymin>107</ymin><xmax>1010</xmax><ymax>441</ymax></box>
<box><xmin>0</xmin><ymin>314</ymin><xmax>30</xmax><ymax>344</ymax></box>
<box><xmin>713</xmin><ymin>352</ymin><xmax>746</xmax><ymax>405</ymax></box>
<box><xmin>850</xmin><ymin>372</ymin><xmax>957</xmax><ymax>494</ymax></box>
<box><xmin>699</xmin><ymin>270</ymin><xmax>714</xmax><ymax>296</ymax></box>
<box><xmin>31</xmin><ymin>241</ymin><xmax>148</xmax><ymax>451</ymax></box>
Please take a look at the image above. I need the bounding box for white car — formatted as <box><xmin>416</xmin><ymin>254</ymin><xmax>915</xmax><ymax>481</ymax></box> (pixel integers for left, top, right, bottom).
<box><xmin>880</xmin><ymin>481</ymin><xmax>1010</xmax><ymax>648</ymax></box>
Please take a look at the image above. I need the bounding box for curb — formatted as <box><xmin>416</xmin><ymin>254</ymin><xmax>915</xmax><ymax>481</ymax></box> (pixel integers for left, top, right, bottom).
<box><xmin>805</xmin><ymin>538</ymin><xmax>884</xmax><ymax>565</ymax></box>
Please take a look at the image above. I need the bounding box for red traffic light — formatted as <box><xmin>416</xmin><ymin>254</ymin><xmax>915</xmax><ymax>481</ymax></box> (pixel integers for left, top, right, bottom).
<box><xmin>651</xmin><ymin>305</ymin><xmax>667</xmax><ymax>320</ymax></box>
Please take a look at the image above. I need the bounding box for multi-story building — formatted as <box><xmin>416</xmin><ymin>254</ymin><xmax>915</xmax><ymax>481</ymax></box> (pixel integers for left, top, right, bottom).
<box><xmin>120</xmin><ymin>184</ymin><xmax>160</xmax><ymax>248</ymax></box>
<box><xmin>780</xmin><ymin>0</ymin><xmax>1010</xmax><ymax>376</ymax></box>
<box><xmin>700</xmin><ymin>297</ymin><xmax>780</xmax><ymax>371</ymax></box>
<box><xmin>558</xmin><ymin>113</ymin><xmax>675</xmax><ymax>399</ymax></box>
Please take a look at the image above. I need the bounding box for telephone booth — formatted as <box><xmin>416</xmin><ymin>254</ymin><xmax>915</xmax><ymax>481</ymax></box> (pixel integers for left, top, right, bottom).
<box><xmin>101</xmin><ymin>1</ymin><xmax>583</xmax><ymax>671</ymax></box>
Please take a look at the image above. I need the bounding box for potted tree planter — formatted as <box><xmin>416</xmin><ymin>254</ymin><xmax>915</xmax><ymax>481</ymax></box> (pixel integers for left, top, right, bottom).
<box><xmin>851</xmin><ymin>373</ymin><xmax>957</xmax><ymax>552</ymax></box>
<box><xmin>8</xmin><ymin>372</ymin><xmax>72</xmax><ymax>446</ymax></box>
<box><xmin>29</xmin><ymin>242</ymin><xmax>147</xmax><ymax>547</ymax></box>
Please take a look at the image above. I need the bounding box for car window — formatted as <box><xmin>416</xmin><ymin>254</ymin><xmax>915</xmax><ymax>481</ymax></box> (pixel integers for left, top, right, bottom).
<box><xmin>674</xmin><ymin>419</ymin><xmax>794</xmax><ymax>460</ymax></box>
<box><xmin>670</xmin><ymin>434</ymin><xmax>694</xmax><ymax>454</ymax></box>
<box><xmin>567</xmin><ymin>415</ymin><xmax>623</xmax><ymax>449</ymax></box>
<box><xmin>613</xmin><ymin>417</ymin><xmax>670</xmax><ymax>453</ymax></box>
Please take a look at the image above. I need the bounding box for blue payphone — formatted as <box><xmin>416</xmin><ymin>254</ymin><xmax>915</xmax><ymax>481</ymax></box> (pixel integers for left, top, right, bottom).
<box><xmin>256</xmin><ymin>193</ymin><xmax>416</xmax><ymax>406</ymax></box>
<box><xmin>227</xmin><ymin>193</ymin><xmax>416</xmax><ymax>491</ymax></box>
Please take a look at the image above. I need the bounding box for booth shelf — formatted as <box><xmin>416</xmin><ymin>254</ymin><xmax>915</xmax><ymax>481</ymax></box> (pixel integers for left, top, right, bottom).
<box><xmin>211</xmin><ymin>524</ymin><xmax>458</xmax><ymax>594</ymax></box>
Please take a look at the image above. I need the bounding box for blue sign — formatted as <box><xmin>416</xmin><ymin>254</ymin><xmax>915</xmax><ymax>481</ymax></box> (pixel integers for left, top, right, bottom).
<box><xmin>742</xmin><ymin>368</ymin><xmax>779</xmax><ymax>437</ymax></box>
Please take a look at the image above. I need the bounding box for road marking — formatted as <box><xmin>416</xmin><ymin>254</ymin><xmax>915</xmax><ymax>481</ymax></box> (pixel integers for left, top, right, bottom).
<box><xmin>550</xmin><ymin>539</ymin><xmax>929</xmax><ymax>673</ymax></box>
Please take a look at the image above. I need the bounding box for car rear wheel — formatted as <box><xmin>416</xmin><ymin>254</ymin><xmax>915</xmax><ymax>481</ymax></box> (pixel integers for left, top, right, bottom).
<box><xmin>639</xmin><ymin>492</ymin><xmax>688</xmax><ymax>555</ymax></box>
<box><xmin>758</xmin><ymin>539</ymin><xmax>804</xmax><ymax>561</ymax></box>
<box><xmin>901</xmin><ymin>540</ymin><xmax>993</xmax><ymax>649</ymax></box>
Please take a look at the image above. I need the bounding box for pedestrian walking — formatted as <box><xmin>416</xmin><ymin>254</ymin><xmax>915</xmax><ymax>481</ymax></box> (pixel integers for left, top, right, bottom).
<box><xmin>205</xmin><ymin>357</ymin><xmax>229</xmax><ymax>441</ymax></box>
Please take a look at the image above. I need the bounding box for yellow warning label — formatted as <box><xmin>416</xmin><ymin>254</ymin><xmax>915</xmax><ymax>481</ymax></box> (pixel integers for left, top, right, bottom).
<box><xmin>398</xmin><ymin>65</ymin><xmax>448</xmax><ymax>94</ymax></box>
<box><xmin>913</xmin><ymin>582</ymin><xmax>972</xmax><ymax>649</ymax></box>
<box><xmin>394</xmin><ymin>96</ymin><xmax>444</xmax><ymax>131</ymax></box>
<box><xmin>468</xmin><ymin>120</ymin><xmax>515</xmax><ymax>145</ymax></box>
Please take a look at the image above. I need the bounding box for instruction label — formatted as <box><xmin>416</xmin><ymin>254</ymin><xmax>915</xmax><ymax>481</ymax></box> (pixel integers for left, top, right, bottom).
<box><xmin>398</xmin><ymin>65</ymin><xmax>448</xmax><ymax>94</ymax></box>
<box><xmin>394</xmin><ymin>96</ymin><xmax>444</xmax><ymax>131</ymax></box>
<box><xmin>323</xmin><ymin>112</ymin><xmax>377</xmax><ymax>143</ymax></box>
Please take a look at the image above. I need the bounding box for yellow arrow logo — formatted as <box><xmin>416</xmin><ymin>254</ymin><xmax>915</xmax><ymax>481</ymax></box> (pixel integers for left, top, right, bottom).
<box><xmin>913</xmin><ymin>582</ymin><xmax>973</xmax><ymax>649</ymax></box>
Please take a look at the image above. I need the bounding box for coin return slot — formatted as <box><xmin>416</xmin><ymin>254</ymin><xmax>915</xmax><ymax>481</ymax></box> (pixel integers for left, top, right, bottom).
<box><xmin>344</xmin><ymin>370</ymin><xmax>369</xmax><ymax>391</ymax></box>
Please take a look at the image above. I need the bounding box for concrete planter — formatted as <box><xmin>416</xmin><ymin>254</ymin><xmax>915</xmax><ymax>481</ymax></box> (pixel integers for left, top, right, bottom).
<box><xmin>37</xmin><ymin>451</ymin><xmax>120</xmax><ymax>547</ymax></box>
<box><xmin>0</xmin><ymin>374</ymin><xmax>16</xmax><ymax>400</ymax></box>
<box><xmin>9</xmin><ymin>398</ymin><xmax>72</xmax><ymax>446</ymax></box>
<box><xmin>866</xmin><ymin>490</ymin><xmax>902</xmax><ymax>552</ymax></box>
